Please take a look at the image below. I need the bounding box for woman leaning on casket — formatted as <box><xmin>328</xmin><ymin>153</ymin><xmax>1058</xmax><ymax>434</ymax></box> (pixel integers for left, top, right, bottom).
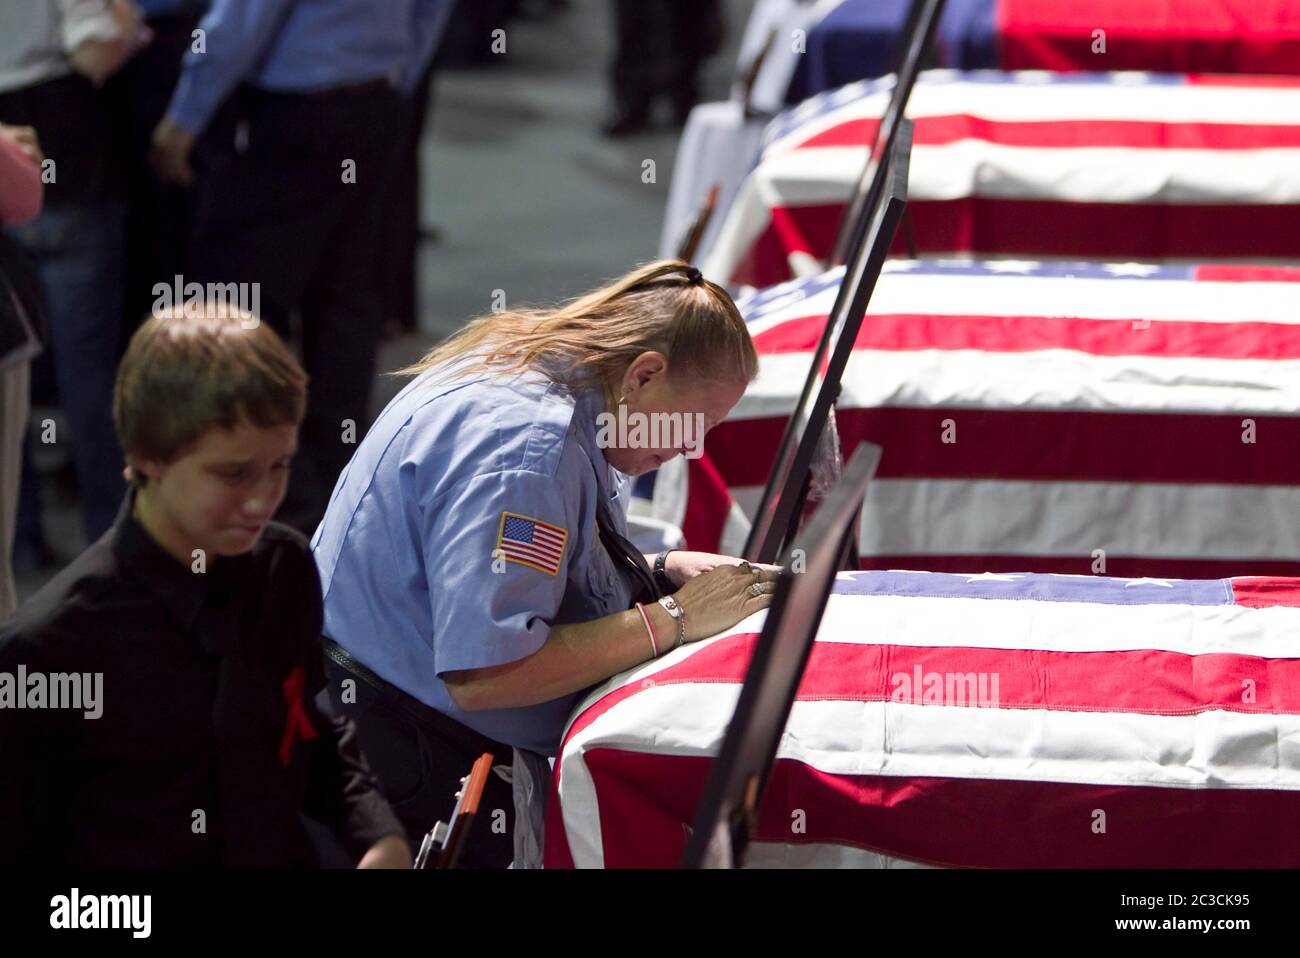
<box><xmin>310</xmin><ymin>259</ymin><xmax>778</xmax><ymax>867</ymax></box>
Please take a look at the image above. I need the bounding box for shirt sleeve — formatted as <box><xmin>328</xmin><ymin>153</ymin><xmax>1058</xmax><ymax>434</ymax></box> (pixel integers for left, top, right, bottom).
<box><xmin>281</xmin><ymin>534</ymin><xmax>406</xmax><ymax>860</ymax></box>
<box><xmin>422</xmin><ymin>468</ymin><xmax>581</xmax><ymax>677</ymax></box>
<box><xmin>301</xmin><ymin>690</ymin><xmax>406</xmax><ymax>862</ymax></box>
<box><xmin>402</xmin><ymin>0</ymin><xmax>452</xmax><ymax>96</ymax></box>
<box><xmin>163</xmin><ymin>0</ymin><xmax>297</xmax><ymax>134</ymax></box>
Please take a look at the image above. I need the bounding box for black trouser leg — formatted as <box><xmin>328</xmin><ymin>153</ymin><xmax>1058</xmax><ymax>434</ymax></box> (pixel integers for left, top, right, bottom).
<box><xmin>666</xmin><ymin>0</ymin><xmax>720</xmax><ymax>120</ymax></box>
<box><xmin>609</xmin><ymin>0</ymin><xmax>658</xmax><ymax>115</ymax></box>
<box><xmin>297</xmin><ymin>92</ymin><xmax>410</xmax><ymax>523</ymax></box>
<box><xmin>186</xmin><ymin>85</ymin><xmax>408</xmax><ymax>532</ymax></box>
<box><xmin>376</xmin><ymin>68</ymin><xmax>434</xmax><ymax>334</ymax></box>
<box><xmin>107</xmin><ymin>12</ymin><xmax>201</xmax><ymax>329</ymax></box>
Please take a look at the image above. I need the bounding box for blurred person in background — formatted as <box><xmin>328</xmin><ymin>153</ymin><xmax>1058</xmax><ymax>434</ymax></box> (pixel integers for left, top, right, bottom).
<box><xmin>150</xmin><ymin>0</ymin><xmax>454</xmax><ymax>535</ymax></box>
<box><xmin>602</xmin><ymin>0</ymin><xmax>724</xmax><ymax>136</ymax></box>
<box><xmin>0</xmin><ymin>123</ymin><xmax>46</xmax><ymax>620</ymax></box>
<box><xmin>376</xmin><ymin>28</ymin><xmax>443</xmax><ymax>340</ymax></box>
<box><xmin>105</xmin><ymin>0</ymin><xmax>209</xmax><ymax>329</ymax></box>
<box><xmin>0</xmin><ymin>0</ymin><xmax>151</xmax><ymax>574</ymax></box>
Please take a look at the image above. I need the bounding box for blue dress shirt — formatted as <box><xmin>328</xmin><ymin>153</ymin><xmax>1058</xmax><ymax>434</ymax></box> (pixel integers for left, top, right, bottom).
<box><xmin>311</xmin><ymin>365</ymin><xmax>637</xmax><ymax>756</ymax></box>
<box><xmin>166</xmin><ymin>0</ymin><xmax>452</xmax><ymax>134</ymax></box>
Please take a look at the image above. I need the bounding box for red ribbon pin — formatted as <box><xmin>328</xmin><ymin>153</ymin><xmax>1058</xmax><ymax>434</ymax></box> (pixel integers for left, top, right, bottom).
<box><xmin>278</xmin><ymin>666</ymin><xmax>319</xmax><ymax>767</ymax></box>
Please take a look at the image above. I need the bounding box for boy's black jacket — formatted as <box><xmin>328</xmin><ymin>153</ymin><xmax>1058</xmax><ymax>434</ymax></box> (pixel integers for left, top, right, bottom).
<box><xmin>0</xmin><ymin>488</ymin><xmax>403</xmax><ymax>866</ymax></box>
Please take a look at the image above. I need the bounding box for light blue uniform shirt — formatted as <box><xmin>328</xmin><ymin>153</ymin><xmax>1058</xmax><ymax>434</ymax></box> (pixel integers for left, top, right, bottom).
<box><xmin>165</xmin><ymin>0</ymin><xmax>452</xmax><ymax>134</ymax></box>
<box><xmin>311</xmin><ymin>365</ymin><xmax>637</xmax><ymax>756</ymax></box>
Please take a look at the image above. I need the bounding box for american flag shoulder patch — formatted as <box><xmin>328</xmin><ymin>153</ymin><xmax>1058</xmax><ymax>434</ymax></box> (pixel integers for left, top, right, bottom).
<box><xmin>495</xmin><ymin>511</ymin><xmax>568</xmax><ymax>576</ymax></box>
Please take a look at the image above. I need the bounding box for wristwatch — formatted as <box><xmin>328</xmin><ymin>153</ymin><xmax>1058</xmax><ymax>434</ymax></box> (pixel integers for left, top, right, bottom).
<box><xmin>653</xmin><ymin>549</ymin><xmax>678</xmax><ymax>595</ymax></box>
<box><xmin>657</xmin><ymin>594</ymin><xmax>686</xmax><ymax>649</ymax></box>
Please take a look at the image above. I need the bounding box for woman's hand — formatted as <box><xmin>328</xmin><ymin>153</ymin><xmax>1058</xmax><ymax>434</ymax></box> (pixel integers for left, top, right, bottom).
<box><xmin>668</xmin><ymin>561</ymin><xmax>780</xmax><ymax>642</ymax></box>
<box><xmin>663</xmin><ymin>550</ymin><xmax>780</xmax><ymax>587</ymax></box>
<box><xmin>357</xmin><ymin>833</ymin><xmax>412</xmax><ymax>869</ymax></box>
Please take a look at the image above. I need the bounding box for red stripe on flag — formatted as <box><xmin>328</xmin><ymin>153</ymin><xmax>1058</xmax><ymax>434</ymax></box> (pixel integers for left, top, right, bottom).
<box><xmin>1186</xmin><ymin>74</ymin><xmax>1300</xmax><ymax>87</ymax></box>
<box><xmin>918</xmin><ymin>198</ymin><xmax>1300</xmax><ymax>261</ymax></box>
<box><xmin>680</xmin><ymin>453</ymin><xmax>734</xmax><ymax>554</ymax></box>
<box><xmin>1194</xmin><ymin>265</ymin><xmax>1300</xmax><ymax>283</ymax></box>
<box><xmin>998</xmin><ymin>0</ymin><xmax>1300</xmax><ymax>76</ymax></box>
<box><xmin>615</xmin><ymin>634</ymin><xmax>1300</xmax><ymax>714</ymax></box>
<box><xmin>751</xmin><ymin>311</ymin><xmax>1300</xmax><ymax>360</ymax></box>
<box><xmin>1231</xmin><ymin>577</ymin><xmax>1300</xmax><ymax>609</ymax></box>
<box><xmin>730</xmin><ymin>201</ymin><xmax>1300</xmax><ymax>286</ymax></box>
<box><xmin>559</xmin><ymin>630</ymin><xmax>1300</xmax><ymax>759</ymax></box>
<box><xmin>501</xmin><ymin>542</ymin><xmax>563</xmax><ymax>565</ymax></box>
<box><xmin>705</xmin><ymin>408</ymin><xmax>1300</xmax><ymax>487</ymax></box>
<box><xmin>793</xmin><ymin>116</ymin><xmax>1300</xmax><ymax>152</ymax></box>
<box><xmin>578</xmin><ymin>749</ymin><xmax>1300</xmax><ymax>868</ymax></box>
<box><xmin>731</xmin><ymin>207</ymin><xmax>816</xmax><ymax>288</ymax></box>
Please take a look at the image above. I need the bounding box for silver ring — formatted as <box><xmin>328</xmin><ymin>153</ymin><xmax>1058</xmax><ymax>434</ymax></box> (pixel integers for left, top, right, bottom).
<box><xmin>747</xmin><ymin>582</ymin><xmax>764</xmax><ymax>598</ymax></box>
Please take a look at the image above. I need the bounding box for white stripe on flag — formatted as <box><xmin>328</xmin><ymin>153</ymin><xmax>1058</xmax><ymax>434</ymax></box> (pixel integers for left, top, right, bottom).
<box><xmin>765</xmin><ymin>75</ymin><xmax>1300</xmax><ymax>155</ymax></box>
<box><xmin>808</xmin><ymin>589</ymin><xmax>1300</xmax><ymax>658</ymax></box>
<box><xmin>570</xmin><ymin>682</ymin><xmax>1300</xmax><ymax>790</ymax></box>
<box><xmin>857</xmin><ymin>274</ymin><xmax>1300</xmax><ymax>326</ymax></box>
<box><xmin>504</xmin><ymin>543</ymin><xmax>562</xmax><ymax>563</ymax></box>
<box><xmin>722</xmin><ymin>479</ymin><xmax>1300</xmax><ymax>563</ymax></box>
<box><xmin>755</xmin><ymin>142</ymin><xmax>1300</xmax><ymax>205</ymax></box>
<box><xmin>739</xmin><ymin>350</ymin><xmax>1300</xmax><ymax>414</ymax></box>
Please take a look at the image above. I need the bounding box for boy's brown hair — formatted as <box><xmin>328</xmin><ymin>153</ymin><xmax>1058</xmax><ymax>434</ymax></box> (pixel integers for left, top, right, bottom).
<box><xmin>113</xmin><ymin>304</ymin><xmax>308</xmax><ymax>486</ymax></box>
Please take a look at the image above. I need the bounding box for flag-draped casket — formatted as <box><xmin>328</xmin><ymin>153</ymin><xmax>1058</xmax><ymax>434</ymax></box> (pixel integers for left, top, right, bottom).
<box><xmin>993</xmin><ymin>0</ymin><xmax>1300</xmax><ymax>75</ymax></box>
<box><xmin>783</xmin><ymin>0</ymin><xmax>1300</xmax><ymax>102</ymax></box>
<box><xmin>546</xmin><ymin>571</ymin><xmax>1300</xmax><ymax>868</ymax></box>
<box><xmin>651</xmin><ymin>260</ymin><xmax>1300</xmax><ymax>579</ymax></box>
<box><xmin>703</xmin><ymin>71</ymin><xmax>1300</xmax><ymax>288</ymax></box>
